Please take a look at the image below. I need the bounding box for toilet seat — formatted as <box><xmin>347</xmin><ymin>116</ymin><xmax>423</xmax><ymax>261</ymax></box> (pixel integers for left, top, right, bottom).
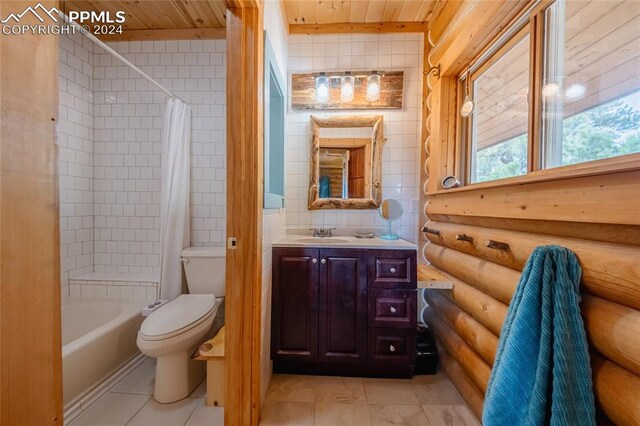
<box><xmin>139</xmin><ymin>294</ymin><xmax>219</xmax><ymax>341</ymax></box>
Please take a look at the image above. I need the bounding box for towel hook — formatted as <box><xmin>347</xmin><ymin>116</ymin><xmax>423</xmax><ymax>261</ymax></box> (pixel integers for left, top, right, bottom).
<box><xmin>422</xmin><ymin>226</ymin><xmax>441</xmax><ymax>236</ymax></box>
<box><xmin>456</xmin><ymin>234</ymin><xmax>474</xmax><ymax>243</ymax></box>
<box><xmin>486</xmin><ymin>240</ymin><xmax>510</xmax><ymax>251</ymax></box>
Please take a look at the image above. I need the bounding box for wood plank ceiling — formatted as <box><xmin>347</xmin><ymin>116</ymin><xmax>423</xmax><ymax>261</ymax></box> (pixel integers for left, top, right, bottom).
<box><xmin>283</xmin><ymin>0</ymin><xmax>436</xmax><ymax>33</ymax></box>
<box><xmin>282</xmin><ymin>0</ymin><xmax>435</xmax><ymax>24</ymax></box>
<box><xmin>61</xmin><ymin>0</ymin><xmax>228</xmax><ymax>40</ymax></box>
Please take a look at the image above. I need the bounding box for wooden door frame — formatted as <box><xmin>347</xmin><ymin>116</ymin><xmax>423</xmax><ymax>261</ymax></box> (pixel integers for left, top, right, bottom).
<box><xmin>224</xmin><ymin>1</ymin><xmax>265</xmax><ymax>425</ymax></box>
<box><xmin>0</xmin><ymin>0</ymin><xmax>63</xmax><ymax>424</ymax></box>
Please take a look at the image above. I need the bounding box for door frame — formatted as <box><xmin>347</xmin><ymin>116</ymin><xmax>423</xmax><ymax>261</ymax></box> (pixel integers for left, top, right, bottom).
<box><xmin>224</xmin><ymin>1</ymin><xmax>265</xmax><ymax>425</ymax></box>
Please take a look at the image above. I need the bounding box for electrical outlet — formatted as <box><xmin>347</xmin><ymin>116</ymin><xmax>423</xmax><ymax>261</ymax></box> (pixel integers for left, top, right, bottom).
<box><xmin>411</xmin><ymin>199</ymin><xmax>419</xmax><ymax>213</ymax></box>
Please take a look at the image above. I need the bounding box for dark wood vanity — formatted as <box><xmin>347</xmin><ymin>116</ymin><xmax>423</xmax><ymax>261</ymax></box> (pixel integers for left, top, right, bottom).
<box><xmin>271</xmin><ymin>246</ymin><xmax>417</xmax><ymax>377</ymax></box>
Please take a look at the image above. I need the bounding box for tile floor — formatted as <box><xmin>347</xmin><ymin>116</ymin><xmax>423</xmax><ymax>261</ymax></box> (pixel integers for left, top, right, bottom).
<box><xmin>70</xmin><ymin>358</ymin><xmax>223</xmax><ymax>426</ymax></box>
<box><xmin>71</xmin><ymin>358</ymin><xmax>477</xmax><ymax>426</ymax></box>
<box><xmin>262</xmin><ymin>372</ymin><xmax>480</xmax><ymax>426</ymax></box>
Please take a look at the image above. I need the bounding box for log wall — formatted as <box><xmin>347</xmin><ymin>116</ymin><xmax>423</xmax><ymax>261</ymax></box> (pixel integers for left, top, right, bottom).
<box><xmin>421</xmin><ymin>1</ymin><xmax>640</xmax><ymax>424</ymax></box>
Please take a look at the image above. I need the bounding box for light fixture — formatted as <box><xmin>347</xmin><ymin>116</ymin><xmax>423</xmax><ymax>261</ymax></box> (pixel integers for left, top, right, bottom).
<box><xmin>565</xmin><ymin>83</ymin><xmax>586</xmax><ymax>99</ymax></box>
<box><xmin>542</xmin><ymin>82</ymin><xmax>561</xmax><ymax>98</ymax></box>
<box><xmin>366</xmin><ymin>72</ymin><xmax>381</xmax><ymax>102</ymax></box>
<box><xmin>340</xmin><ymin>72</ymin><xmax>355</xmax><ymax>102</ymax></box>
<box><xmin>315</xmin><ymin>73</ymin><xmax>329</xmax><ymax>103</ymax></box>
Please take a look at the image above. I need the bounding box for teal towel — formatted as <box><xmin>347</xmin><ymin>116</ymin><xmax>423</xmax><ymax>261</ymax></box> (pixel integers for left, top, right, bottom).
<box><xmin>482</xmin><ymin>245</ymin><xmax>596</xmax><ymax>426</ymax></box>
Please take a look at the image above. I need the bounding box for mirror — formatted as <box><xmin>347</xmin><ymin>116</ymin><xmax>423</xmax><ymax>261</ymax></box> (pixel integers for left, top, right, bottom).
<box><xmin>379</xmin><ymin>199</ymin><xmax>402</xmax><ymax>240</ymax></box>
<box><xmin>308</xmin><ymin>115</ymin><xmax>385</xmax><ymax>210</ymax></box>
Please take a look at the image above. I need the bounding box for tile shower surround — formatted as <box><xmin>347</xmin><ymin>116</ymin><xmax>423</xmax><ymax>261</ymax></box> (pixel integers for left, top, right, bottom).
<box><xmin>59</xmin><ymin>36</ymin><xmax>227</xmax><ymax>297</ymax></box>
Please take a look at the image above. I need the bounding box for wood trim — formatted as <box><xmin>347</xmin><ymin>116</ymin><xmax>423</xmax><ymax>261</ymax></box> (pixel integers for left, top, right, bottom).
<box><xmin>289</xmin><ymin>21</ymin><xmax>428</xmax><ymax>35</ymax></box>
<box><xmin>0</xmin><ymin>1</ymin><xmax>62</xmax><ymax>423</ymax></box>
<box><xmin>225</xmin><ymin>5</ymin><xmax>263</xmax><ymax>426</ymax></box>
<box><xmin>429</xmin><ymin>152</ymin><xmax>640</xmax><ymax>195</ymax></box>
<box><xmin>97</xmin><ymin>27</ymin><xmax>226</xmax><ymax>41</ymax></box>
<box><xmin>307</xmin><ymin>115</ymin><xmax>384</xmax><ymax>210</ymax></box>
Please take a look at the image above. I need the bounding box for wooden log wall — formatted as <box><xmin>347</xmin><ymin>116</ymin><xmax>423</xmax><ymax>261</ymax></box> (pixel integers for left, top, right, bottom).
<box><xmin>421</xmin><ymin>1</ymin><xmax>640</xmax><ymax>425</ymax></box>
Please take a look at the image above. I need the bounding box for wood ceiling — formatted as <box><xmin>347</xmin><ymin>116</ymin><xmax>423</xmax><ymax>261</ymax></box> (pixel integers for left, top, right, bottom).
<box><xmin>61</xmin><ymin>0</ymin><xmax>228</xmax><ymax>40</ymax></box>
<box><xmin>282</xmin><ymin>0</ymin><xmax>435</xmax><ymax>24</ymax></box>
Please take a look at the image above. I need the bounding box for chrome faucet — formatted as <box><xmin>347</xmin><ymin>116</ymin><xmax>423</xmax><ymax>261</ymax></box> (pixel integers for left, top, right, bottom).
<box><xmin>309</xmin><ymin>227</ymin><xmax>336</xmax><ymax>238</ymax></box>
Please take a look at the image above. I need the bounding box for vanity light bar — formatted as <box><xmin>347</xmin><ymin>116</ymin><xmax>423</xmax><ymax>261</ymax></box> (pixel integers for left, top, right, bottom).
<box><xmin>314</xmin><ymin>70</ymin><xmax>384</xmax><ymax>103</ymax></box>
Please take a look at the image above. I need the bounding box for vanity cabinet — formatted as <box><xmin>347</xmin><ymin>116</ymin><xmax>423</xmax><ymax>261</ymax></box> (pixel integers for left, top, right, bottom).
<box><xmin>271</xmin><ymin>246</ymin><xmax>417</xmax><ymax>377</ymax></box>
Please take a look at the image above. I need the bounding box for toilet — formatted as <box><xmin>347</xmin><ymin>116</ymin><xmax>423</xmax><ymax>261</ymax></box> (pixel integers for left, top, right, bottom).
<box><xmin>137</xmin><ymin>247</ymin><xmax>225</xmax><ymax>403</ymax></box>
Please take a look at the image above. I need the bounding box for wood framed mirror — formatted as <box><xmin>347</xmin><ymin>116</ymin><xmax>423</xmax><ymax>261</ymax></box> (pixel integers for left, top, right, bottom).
<box><xmin>308</xmin><ymin>115</ymin><xmax>385</xmax><ymax>210</ymax></box>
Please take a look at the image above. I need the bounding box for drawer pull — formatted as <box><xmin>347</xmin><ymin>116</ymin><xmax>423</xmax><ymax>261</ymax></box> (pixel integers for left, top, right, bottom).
<box><xmin>312</xmin><ymin>258</ymin><xmax>318</xmax><ymax>264</ymax></box>
<box><xmin>321</xmin><ymin>258</ymin><xmax>326</xmax><ymax>264</ymax></box>
<box><xmin>390</xmin><ymin>306</ymin><xmax>397</xmax><ymax>313</ymax></box>
<box><xmin>389</xmin><ymin>344</ymin><xmax>396</xmax><ymax>352</ymax></box>
<box><xmin>390</xmin><ymin>267</ymin><xmax>397</xmax><ymax>274</ymax></box>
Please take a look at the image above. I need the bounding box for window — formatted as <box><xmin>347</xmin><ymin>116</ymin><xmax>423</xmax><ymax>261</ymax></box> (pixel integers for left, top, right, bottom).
<box><xmin>461</xmin><ymin>0</ymin><xmax>640</xmax><ymax>185</ymax></box>
<box><xmin>541</xmin><ymin>0</ymin><xmax>640</xmax><ymax>168</ymax></box>
<box><xmin>264</xmin><ymin>33</ymin><xmax>285</xmax><ymax>209</ymax></box>
<box><xmin>469</xmin><ymin>31</ymin><xmax>530</xmax><ymax>183</ymax></box>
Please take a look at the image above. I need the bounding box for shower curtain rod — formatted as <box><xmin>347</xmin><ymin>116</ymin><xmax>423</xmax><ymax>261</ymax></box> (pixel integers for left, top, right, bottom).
<box><xmin>60</xmin><ymin>13</ymin><xmax>185</xmax><ymax>103</ymax></box>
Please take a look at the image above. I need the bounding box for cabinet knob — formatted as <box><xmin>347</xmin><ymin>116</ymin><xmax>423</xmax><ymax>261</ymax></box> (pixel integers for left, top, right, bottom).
<box><xmin>321</xmin><ymin>259</ymin><xmax>326</xmax><ymax>264</ymax></box>
<box><xmin>390</xmin><ymin>306</ymin><xmax>397</xmax><ymax>314</ymax></box>
<box><xmin>389</xmin><ymin>344</ymin><xmax>396</xmax><ymax>352</ymax></box>
<box><xmin>390</xmin><ymin>267</ymin><xmax>397</xmax><ymax>274</ymax></box>
<box><xmin>312</xmin><ymin>258</ymin><xmax>318</xmax><ymax>264</ymax></box>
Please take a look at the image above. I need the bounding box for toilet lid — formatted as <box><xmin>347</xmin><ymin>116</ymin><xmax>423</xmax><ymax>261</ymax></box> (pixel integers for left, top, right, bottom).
<box><xmin>139</xmin><ymin>294</ymin><xmax>217</xmax><ymax>340</ymax></box>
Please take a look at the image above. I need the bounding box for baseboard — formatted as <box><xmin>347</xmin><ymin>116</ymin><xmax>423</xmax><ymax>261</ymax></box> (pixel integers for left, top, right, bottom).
<box><xmin>63</xmin><ymin>353</ymin><xmax>146</xmax><ymax>425</ymax></box>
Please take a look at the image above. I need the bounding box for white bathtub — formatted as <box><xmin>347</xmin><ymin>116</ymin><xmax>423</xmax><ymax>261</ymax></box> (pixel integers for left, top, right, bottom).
<box><xmin>62</xmin><ymin>299</ymin><xmax>146</xmax><ymax>411</ymax></box>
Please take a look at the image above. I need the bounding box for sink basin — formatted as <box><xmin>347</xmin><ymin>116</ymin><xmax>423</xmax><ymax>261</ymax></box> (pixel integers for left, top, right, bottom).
<box><xmin>295</xmin><ymin>238</ymin><xmax>350</xmax><ymax>244</ymax></box>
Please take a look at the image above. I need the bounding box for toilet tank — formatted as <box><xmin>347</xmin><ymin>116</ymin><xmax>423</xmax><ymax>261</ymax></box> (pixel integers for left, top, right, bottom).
<box><xmin>181</xmin><ymin>247</ymin><xmax>226</xmax><ymax>296</ymax></box>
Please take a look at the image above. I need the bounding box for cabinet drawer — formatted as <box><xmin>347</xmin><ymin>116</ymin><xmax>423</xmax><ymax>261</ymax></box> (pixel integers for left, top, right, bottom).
<box><xmin>368</xmin><ymin>328</ymin><xmax>416</xmax><ymax>365</ymax></box>
<box><xmin>368</xmin><ymin>289</ymin><xmax>416</xmax><ymax>328</ymax></box>
<box><xmin>369</xmin><ymin>250</ymin><xmax>417</xmax><ymax>289</ymax></box>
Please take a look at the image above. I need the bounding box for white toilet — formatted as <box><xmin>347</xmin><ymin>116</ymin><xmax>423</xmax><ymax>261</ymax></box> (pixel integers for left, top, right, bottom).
<box><xmin>137</xmin><ymin>246</ymin><xmax>225</xmax><ymax>403</ymax></box>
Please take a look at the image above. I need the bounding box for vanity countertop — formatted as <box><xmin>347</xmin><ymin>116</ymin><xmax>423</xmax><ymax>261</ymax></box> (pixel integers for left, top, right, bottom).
<box><xmin>273</xmin><ymin>234</ymin><xmax>417</xmax><ymax>250</ymax></box>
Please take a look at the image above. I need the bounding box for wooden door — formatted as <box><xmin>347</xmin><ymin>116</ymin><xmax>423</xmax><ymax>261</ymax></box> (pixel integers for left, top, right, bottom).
<box><xmin>348</xmin><ymin>146</ymin><xmax>366</xmax><ymax>198</ymax></box>
<box><xmin>271</xmin><ymin>248</ymin><xmax>319</xmax><ymax>361</ymax></box>
<box><xmin>318</xmin><ymin>249</ymin><xmax>368</xmax><ymax>364</ymax></box>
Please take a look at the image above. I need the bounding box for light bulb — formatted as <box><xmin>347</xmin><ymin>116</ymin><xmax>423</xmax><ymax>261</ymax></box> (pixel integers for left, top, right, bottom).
<box><xmin>366</xmin><ymin>74</ymin><xmax>381</xmax><ymax>102</ymax></box>
<box><xmin>315</xmin><ymin>75</ymin><xmax>329</xmax><ymax>102</ymax></box>
<box><xmin>341</xmin><ymin>74</ymin><xmax>355</xmax><ymax>102</ymax></box>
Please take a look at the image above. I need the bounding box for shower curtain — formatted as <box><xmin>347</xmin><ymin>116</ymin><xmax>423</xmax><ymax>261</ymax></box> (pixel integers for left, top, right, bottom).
<box><xmin>159</xmin><ymin>98</ymin><xmax>191</xmax><ymax>301</ymax></box>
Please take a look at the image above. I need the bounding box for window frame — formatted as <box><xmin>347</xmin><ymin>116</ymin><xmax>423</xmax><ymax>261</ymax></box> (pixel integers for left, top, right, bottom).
<box><xmin>461</xmin><ymin>25</ymin><xmax>533</xmax><ymax>185</ymax></box>
<box><xmin>455</xmin><ymin>0</ymin><xmax>640</xmax><ymax>190</ymax></box>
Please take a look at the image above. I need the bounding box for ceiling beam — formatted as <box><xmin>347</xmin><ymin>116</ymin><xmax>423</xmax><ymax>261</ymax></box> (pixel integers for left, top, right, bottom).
<box><xmin>97</xmin><ymin>27</ymin><xmax>226</xmax><ymax>42</ymax></box>
<box><xmin>289</xmin><ymin>21</ymin><xmax>428</xmax><ymax>35</ymax></box>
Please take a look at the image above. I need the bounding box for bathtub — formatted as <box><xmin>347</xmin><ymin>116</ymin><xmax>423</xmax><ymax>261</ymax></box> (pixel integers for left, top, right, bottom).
<box><xmin>62</xmin><ymin>299</ymin><xmax>146</xmax><ymax>411</ymax></box>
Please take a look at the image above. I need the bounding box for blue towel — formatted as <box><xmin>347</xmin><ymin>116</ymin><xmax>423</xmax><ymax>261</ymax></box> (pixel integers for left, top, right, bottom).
<box><xmin>482</xmin><ymin>245</ymin><xmax>596</xmax><ymax>426</ymax></box>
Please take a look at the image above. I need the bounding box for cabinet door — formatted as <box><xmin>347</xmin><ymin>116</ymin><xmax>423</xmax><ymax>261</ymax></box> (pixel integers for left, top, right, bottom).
<box><xmin>318</xmin><ymin>249</ymin><xmax>368</xmax><ymax>364</ymax></box>
<box><xmin>271</xmin><ymin>248</ymin><xmax>319</xmax><ymax>362</ymax></box>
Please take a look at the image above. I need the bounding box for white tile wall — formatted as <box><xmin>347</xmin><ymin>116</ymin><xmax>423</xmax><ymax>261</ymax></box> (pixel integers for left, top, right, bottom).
<box><xmin>261</xmin><ymin>208</ymin><xmax>286</xmax><ymax>400</ymax></box>
<box><xmin>92</xmin><ymin>39</ymin><xmax>227</xmax><ymax>276</ymax></box>
<box><xmin>58</xmin><ymin>32</ymin><xmax>96</xmax><ymax>299</ymax></box>
<box><xmin>261</xmin><ymin>0</ymin><xmax>289</xmax><ymax>404</ymax></box>
<box><xmin>69</xmin><ymin>272</ymin><xmax>159</xmax><ymax>301</ymax></box>
<box><xmin>286</xmin><ymin>33</ymin><xmax>424</xmax><ymax>243</ymax></box>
